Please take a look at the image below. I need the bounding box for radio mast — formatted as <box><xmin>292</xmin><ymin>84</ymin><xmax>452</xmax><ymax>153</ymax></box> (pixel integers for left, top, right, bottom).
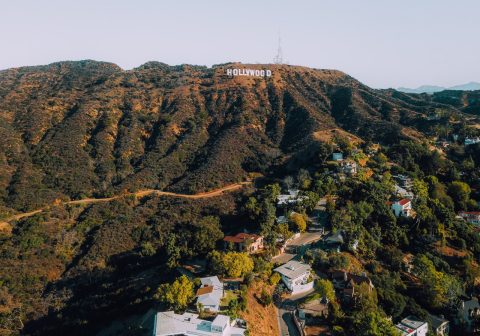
<box><xmin>273</xmin><ymin>34</ymin><xmax>283</xmax><ymax>64</ymax></box>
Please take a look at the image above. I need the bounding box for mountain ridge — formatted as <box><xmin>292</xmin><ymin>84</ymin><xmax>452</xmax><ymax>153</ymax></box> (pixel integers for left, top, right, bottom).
<box><xmin>398</xmin><ymin>81</ymin><xmax>480</xmax><ymax>94</ymax></box>
<box><xmin>0</xmin><ymin>60</ymin><xmax>478</xmax><ymax>215</ymax></box>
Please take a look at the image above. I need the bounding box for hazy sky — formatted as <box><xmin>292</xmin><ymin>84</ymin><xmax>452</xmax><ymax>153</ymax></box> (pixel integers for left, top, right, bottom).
<box><xmin>1</xmin><ymin>0</ymin><xmax>479</xmax><ymax>88</ymax></box>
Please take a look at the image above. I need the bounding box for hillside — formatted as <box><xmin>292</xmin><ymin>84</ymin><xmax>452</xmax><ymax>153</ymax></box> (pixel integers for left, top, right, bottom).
<box><xmin>1</xmin><ymin>60</ymin><xmax>475</xmax><ymax>216</ymax></box>
<box><xmin>1</xmin><ymin>61</ymin><xmax>480</xmax><ymax>336</ymax></box>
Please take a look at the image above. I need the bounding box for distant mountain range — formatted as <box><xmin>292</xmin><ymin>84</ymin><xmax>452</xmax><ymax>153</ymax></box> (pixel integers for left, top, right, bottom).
<box><xmin>398</xmin><ymin>82</ymin><xmax>480</xmax><ymax>94</ymax></box>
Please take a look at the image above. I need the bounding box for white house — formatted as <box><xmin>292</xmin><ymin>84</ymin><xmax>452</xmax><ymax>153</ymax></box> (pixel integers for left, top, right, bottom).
<box><xmin>395</xmin><ymin>316</ymin><xmax>428</xmax><ymax>336</ymax></box>
<box><xmin>391</xmin><ymin>199</ymin><xmax>413</xmax><ymax>217</ymax></box>
<box><xmin>196</xmin><ymin>276</ymin><xmax>223</xmax><ymax>312</ymax></box>
<box><xmin>153</xmin><ymin>311</ymin><xmax>246</xmax><ymax>336</ymax></box>
<box><xmin>277</xmin><ymin>189</ymin><xmax>308</xmax><ymax>206</ymax></box>
<box><xmin>395</xmin><ymin>185</ymin><xmax>414</xmax><ymax>200</ymax></box>
<box><xmin>465</xmin><ymin>137</ymin><xmax>480</xmax><ymax>146</ymax></box>
<box><xmin>340</xmin><ymin>160</ymin><xmax>357</xmax><ymax>175</ymax></box>
<box><xmin>393</xmin><ymin>175</ymin><xmax>413</xmax><ymax>190</ymax></box>
<box><xmin>274</xmin><ymin>260</ymin><xmax>313</xmax><ymax>294</ymax></box>
<box><xmin>459</xmin><ymin>211</ymin><xmax>480</xmax><ymax>225</ymax></box>
<box><xmin>332</xmin><ymin>152</ymin><xmax>343</xmax><ymax>161</ymax></box>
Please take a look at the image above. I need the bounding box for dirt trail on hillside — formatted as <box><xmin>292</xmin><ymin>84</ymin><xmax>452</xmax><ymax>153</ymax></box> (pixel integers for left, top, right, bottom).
<box><xmin>3</xmin><ymin>182</ymin><xmax>251</xmax><ymax>223</ymax></box>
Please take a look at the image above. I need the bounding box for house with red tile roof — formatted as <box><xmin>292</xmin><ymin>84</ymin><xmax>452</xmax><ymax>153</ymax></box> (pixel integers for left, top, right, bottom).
<box><xmin>223</xmin><ymin>233</ymin><xmax>264</xmax><ymax>254</ymax></box>
<box><xmin>391</xmin><ymin>198</ymin><xmax>413</xmax><ymax>217</ymax></box>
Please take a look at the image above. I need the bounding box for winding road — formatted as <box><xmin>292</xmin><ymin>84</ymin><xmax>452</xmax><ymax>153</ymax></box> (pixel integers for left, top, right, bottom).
<box><xmin>2</xmin><ymin>182</ymin><xmax>251</xmax><ymax>223</ymax></box>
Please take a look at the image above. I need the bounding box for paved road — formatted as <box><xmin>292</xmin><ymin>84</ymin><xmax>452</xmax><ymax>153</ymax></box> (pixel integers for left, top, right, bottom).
<box><xmin>276</xmin><ymin>288</ymin><xmax>315</xmax><ymax>336</ymax></box>
<box><xmin>277</xmin><ymin>304</ymin><xmax>299</xmax><ymax>336</ymax></box>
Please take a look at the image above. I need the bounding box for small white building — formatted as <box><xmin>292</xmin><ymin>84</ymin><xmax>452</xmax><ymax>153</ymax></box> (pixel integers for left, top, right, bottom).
<box><xmin>395</xmin><ymin>316</ymin><xmax>428</xmax><ymax>336</ymax></box>
<box><xmin>274</xmin><ymin>260</ymin><xmax>313</xmax><ymax>294</ymax></box>
<box><xmin>196</xmin><ymin>276</ymin><xmax>223</xmax><ymax>312</ymax></box>
<box><xmin>465</xmin><ymin>137</ymin><xmax>480</xmax><ymax>146</ymax></box>
<box><xmin>332</xmin><ymin>152</ymin><xmax>343</xmax><ymax>161</ymax></box>
<box><xmin>459</xmin><ymin>211</ymin><xmax>480</xmax><ymax>226</ymax></box>
<box><xmin>391</xmin><ymin>199</ymin><xmax>413</xmax><ymax>217</ymax></box>
<box><xmin>153</xmin><ymin>311</ymin><xmax>246</xmax><ymax>336</ymax></box>
<box><xmin>340</xmin><ymin>160</ymin><xmax>357</xmax><ymax>175</ymax></box>
<box><xmin>277</xmin><ymin>189</ymin><xmax>308</xmax><ymax>206</ymax></box>
<box><xmin>395</xmin><ymin>185</ymin><xmax>414</xmax><ymax>200</ymax></box>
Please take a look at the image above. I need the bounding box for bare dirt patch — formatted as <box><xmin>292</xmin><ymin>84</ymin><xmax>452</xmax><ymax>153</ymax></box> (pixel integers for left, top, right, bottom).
<box><xmin>240</xmin><ymin>281</ymin><xmax>280</xmax><ymax>336</ymax></box>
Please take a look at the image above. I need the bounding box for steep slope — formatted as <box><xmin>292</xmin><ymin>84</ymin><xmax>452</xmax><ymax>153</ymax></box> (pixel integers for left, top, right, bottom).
<box><xmin>0</xmin><ymin>60</ymin><xmax>466</xmax><ymax>214</ymax></box>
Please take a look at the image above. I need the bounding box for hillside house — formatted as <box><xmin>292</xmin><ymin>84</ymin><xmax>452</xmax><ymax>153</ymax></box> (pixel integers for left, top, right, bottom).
<box><xmin>277</xmin><ymin>189</ymin><xmax>308</xmax><ymax>206</ymax></box>
<box><xmin>330</xmin><ymin>270</ymin><xmax>374</xmax><ymax>301</ymax></box>
<box><xmin>153</xmin><ymin>311</ymin><xmax>246</xmax><ymax>336</ymax></box>
<box><xmin>465</xmin><ymin>137</ymin><xmax>480</xmax><ymax>146</ymax></box>
<box><xmin>395</xmin><ymin>316</ymin><xmax>428</xmax><ymax>336</ymax></box>
<box><xmin>393</xmin><ymin>175</ymin><xmax>413</xmax><ymax>190</ymax></box>
<box><xmin>428</xmin><ymin>314</ymin><xmax>449</xmax><ymax>336</ymax></box>
<box><xmin>391</xmin><ymin>199</ymin><xmax>413</xmax><ymax>217</ymax></box>
<box><xmin>395</xmin><ymin>185</ymin><xmax>414</xmax><ymax>199</ymax></box>
<box><xmin>274</xmin><ymin>260</ymin><xmax>313</xmax><ymax>294</ymax></box>
<box><xmin>324</xmin><ymin>232</ymin><xmax>344</xmax><ymax>252</ymax></box>
<box><xmin>196</xmin><ymin>276</ymin><xmax>224</xmax><ymax>312</ymax></box>
<box><xmin>332</xmin><ymin>152</ymin><xmax>343</xmax><ymax>161</ymax></box>
<box><xmin>340</xmin><ymin>160</ymin><xmax>357</xmax><ymax>175</ymax></box>
<box><xmin>223</xmin><ymin>233</ymin><xmax>264</xmax><ymax>253</ymax></box>
<box><xmin>459</xmin><ymin>212</ymin><xmax>480</xmax><ymax>225</ymax></box>
<box><xmin>457</xmin><ymin>297</ymin><xmax>480</xmax><ymax>332</ymax></box>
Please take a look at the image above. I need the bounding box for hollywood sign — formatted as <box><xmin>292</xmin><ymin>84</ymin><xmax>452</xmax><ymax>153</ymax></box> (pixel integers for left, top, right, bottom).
<box><xmin>226</xmin><ymin>68</ymin><xmax>272</xmax><ymax>77</ymax></box>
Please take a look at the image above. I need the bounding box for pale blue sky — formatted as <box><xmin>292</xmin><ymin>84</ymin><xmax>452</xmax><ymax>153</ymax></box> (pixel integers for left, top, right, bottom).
<box><xmin>1</xmin><ymin>0</ymin><xmax>479</xmax><ymax>88</ymax></box>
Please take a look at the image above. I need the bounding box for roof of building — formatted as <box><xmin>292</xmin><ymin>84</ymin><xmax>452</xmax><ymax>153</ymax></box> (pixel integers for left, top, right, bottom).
<box><xmin>223</xmin><ymin>233</ymin><xmax>262</xmax><ymax>244</ymax></box>
<box><xmin>428</xmin><ymin>313</ymin><xmax>449</xmax><ymax>330</ymax></box>
<box><xmin>196</xmin><ymin>286</ymin><xmax>214</xmax><ymax>296</ymax></box>
<box><xmin>331</xmin><ymin>270</ymin><xmax>373</xmax><ymax>288</ymax></box>
<box><xmin>274</xmin><ymin>260</ymin><xmax>311</xmax><ymax>280</ymax></box>
<box><xmin>459</xmin><ymin>211</ymin><xmax>480</xmax><ymax>216</ymax></box>
<box><xmin>197</xmin><ymin>277</ymin><xmax>223</xmax><ymax>308</ymax></box>
<box><xmin>212</xmin><ymin>314</ymin><xmax>230</xmax><ymax>329</ymax></box>
<box><xmin>397</xmin><ymin>316</ymin><xmax>427</xmax><ymax>332</ymax></box>
<box><xmin>397</xmin><ymin>199</ymin><xmax>411</xmax><ymax>206</ymax></box>
<box><xmin>325</xmin><ymin>232</ymin><xmax>344</xmax><ymax>244</ymax></box>
<box><xmin>153</xmin><ymin>311</ymin><xmax>246</xmax><ymax>336</ymax></box>
<box><xmin>460</xmin><ymin>297</ymin><xmax>480</xmax><ymax>313</ymax></box>
<box><xmin>200</xmin><ymin>276</ymin><xmax>222</xmax><ymax>288</ymax></box>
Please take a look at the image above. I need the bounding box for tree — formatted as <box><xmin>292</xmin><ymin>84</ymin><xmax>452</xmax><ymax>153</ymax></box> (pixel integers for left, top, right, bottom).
<box><xmin>290</xmin><ymin>212</ymin><xmax>307</xmax><ymax>233</ymax></box>
<box><xmin>208</xmin><ymin>250</ymin><xmax>225</xmax><ymax>275</ymax></box>
<box><xmin>355</xmin><ymin>283</ymin><xmax>378</xmax><ymax>312</ymax></box>
<box><xmin>276</xmin><ymin>222</ymin><xmax>293</xmax><ymax>240</ymax></box>
<box><xmin>301</xmin><ymin>191</ymin><xmax>321</xmax><ymax>212</ymax></box>
<box><xmin>269</xmin><ymin>272</ymin><xmax>281</xmax><ymax>285</ymax></box>
<box><xmin>140</xmin><ymin>242</ymin><xmax>156</xmax><ymax>256</ymax></box>
<box><xmin>412</xmin><ymin>254</ymin><xmax>462</xmax><ymax>309</ymax></box>
<box><xmin>223</xmin><ymin>252</ymin><xmax>254</xmax><ymax>278</ymax></box>
<box><xmin>193</xmin><ymin>216</ymin><xmax>224</xmax><ymax>255</ymax></box>
<box><xmin>352</xmin><ymin>310</ymin><xmax>400</xmax><ymax>336</ymax></box>
<box><xmin>448</xmin><ymin>181</ymin><xmax>471</xmax><ymax>210</ymax></box>
<box><xmin>316</xmin><ymin>279</ymin><xmax>336</xmax><ymax>302</ymax></box>
<box><xmin>297</xmin><ymin>169</ymin><xmax>312</xmax><ymax>189</ymax></box>
<box><xmin>156</xmin><ymin>275</ymin><xmax>195</xmax><ymax>311</ymax></box>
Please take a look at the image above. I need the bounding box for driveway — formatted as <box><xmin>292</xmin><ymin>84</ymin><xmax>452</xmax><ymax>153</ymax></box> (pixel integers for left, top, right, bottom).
<box><xmin>273</xmin><ymin>231</ymin><xmax>323</xmax><ymax>263</ymax></box>
<box><xmin>276</xmin><ymin>288</ymin><xmax>315</xmax><ymax>336</ymax></box>
<box><xmin>277</xmin><ymin>303</ymin><xmax>299</xmax><ymax>336</ymax></box>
